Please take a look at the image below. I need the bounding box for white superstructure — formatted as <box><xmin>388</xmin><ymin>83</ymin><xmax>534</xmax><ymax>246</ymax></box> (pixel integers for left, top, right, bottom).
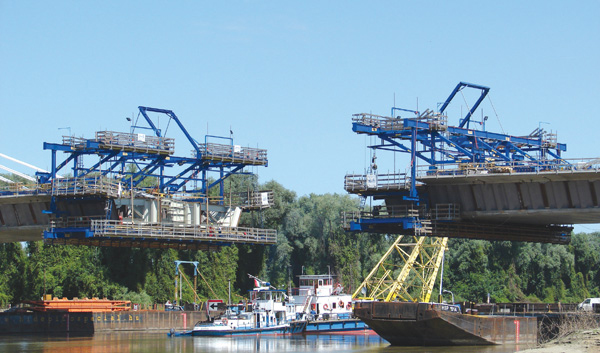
<box><xmin>293</xmin><ymin>274</ymin><xmax>353</xmax><ymax>320</ymax></box>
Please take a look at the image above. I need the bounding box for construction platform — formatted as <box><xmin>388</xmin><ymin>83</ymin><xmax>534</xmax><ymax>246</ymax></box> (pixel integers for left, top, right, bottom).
<box><xmin>344</xmin><ymin>83</ymin><xmax>599</xmax><ymax>244</ymax></box>
<box><xmin>0</xmin><ymin>106</ymin><xmax>275</xmax><ymax>249</ymax></box>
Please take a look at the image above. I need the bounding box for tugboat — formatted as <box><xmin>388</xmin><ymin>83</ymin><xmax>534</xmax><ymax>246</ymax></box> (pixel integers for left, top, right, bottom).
<box><xmin>292</xmin><ymin>274</ymin><xmax>368</xmax><ymax>333</ymax></box>
<box><xmin>191</xmin><ymin>276</ymin><xmax>306</xmax><ymax>336</ymax></box>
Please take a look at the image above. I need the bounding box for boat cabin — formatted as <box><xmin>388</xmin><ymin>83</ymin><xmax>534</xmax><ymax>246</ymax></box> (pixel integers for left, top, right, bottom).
<box><xmin>293</xmin><ymin>274</ymin><xmax>353</xmax><ymax>320</ymax></box>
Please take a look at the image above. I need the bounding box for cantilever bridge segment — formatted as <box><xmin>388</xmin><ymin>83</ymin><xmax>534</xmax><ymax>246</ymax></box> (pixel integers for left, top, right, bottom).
<box><xmin>344</xmin><ymin>82</ymin><xmax>600</xmax><ymax>245</ymax></box>
<box><xmin>0</xmin><ymin>106</ymin><xmax>275</xmax><ymax>249</ymax></box>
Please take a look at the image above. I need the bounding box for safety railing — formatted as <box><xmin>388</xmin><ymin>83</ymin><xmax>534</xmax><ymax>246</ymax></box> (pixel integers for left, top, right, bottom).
<box><xmin>49</xmin><ymin>216</ymin><xmax>105</xmax><ymax>229</ymax></box>
<box><xmin>343</xmin><ymin>205</ymin><xmax>425</xmax><ymax>221</ymax></box>
<box><xmin>344</xmin><ymin>173</ymin><xmax>410</xmax><ymax>193</ymax></box>
<box><xmin>196</xmin><ymin>143</ymin><xmax>268</xmax><ymax>165</ymax></box>
<box><xmin>432</xmin><ymin>204</ymin><xmax>460</xmax><ymax>221</ymax></box>
<box><xmin>419</xmin><ymin>158</ymin><xmax>600</xmax><ymax>178</ymax></box>
<box><xmin>95</xmin><ymin>131</ymin><xmax>175</xmax><ymax>154</ymax></box>
<box><xmin>0</xmin><ymin>182</ymin><xmax>41</xmax><ymax>197</ymax></box>
<box><xmin>51</xmin><ymin>177</ymin><xmax>122</xmax><ymax>198</ymax></box>
<box><xmin>352</xmin><ymin>111</ymin><xmax>447</xmax><ymax>132</ymax></box>
<box><xmin>0</xmin><ymin>177</ymin><xmax>124</xmax><ymax>198</ymax></box>
<box><xmin>352</xmin><ymin>113</ymin><xmax>405</xmax><ymax>131</ymax></box>
<box><xmin>222</xmin><ymin>190</ymin><xmax>274</xmax><ymax>209</ymax></box>
<box><xmin>90</xmin><ymin>220</ymin><xmax>277</xmax><ymax>245</ymax></box>
<box><xmin>62</xmin><ymin>135</ymin><xmax>89</xmax><ymax>148</ymax></box>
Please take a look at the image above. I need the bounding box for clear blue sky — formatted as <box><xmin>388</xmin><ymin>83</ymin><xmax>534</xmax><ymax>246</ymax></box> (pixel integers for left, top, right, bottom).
<box><xmin>1</xmin><ymin>1</ymin><xmax>599</xmax><ymax>231</ymax></box>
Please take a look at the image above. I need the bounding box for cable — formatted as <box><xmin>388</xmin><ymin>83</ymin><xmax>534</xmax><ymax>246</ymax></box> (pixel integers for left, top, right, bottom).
<box><xmin>487</xmin><ymin>95</ymin><xmax>506</xmax><ymax>135</ymax></box>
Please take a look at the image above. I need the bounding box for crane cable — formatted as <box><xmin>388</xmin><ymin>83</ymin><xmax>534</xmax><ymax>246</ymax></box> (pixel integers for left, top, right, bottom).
<box><xmin>179</xmin><ymin>270</ymin><xmax>200</xmax><ymax>303</ymax></box>
<box><xmin>197</xmin><ymin>270</ymin><xmax>219</xmax><ymax>299</ymax></box>
<box><xmin>486</xmin><ymin>95</ymin><xmax>506</xmax><ymax>135</ymax></box>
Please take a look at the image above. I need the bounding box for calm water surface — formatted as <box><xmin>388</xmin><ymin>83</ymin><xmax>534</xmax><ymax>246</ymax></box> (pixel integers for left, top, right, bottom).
<box><xmin>0</xmin><ymin>332</ymin><xmax>531</xmax><ymax>353</ymax></box>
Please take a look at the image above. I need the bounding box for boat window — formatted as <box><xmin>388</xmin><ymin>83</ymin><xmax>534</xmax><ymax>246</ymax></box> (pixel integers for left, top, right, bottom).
<box><xmin>319</xmin><ymin>279</ymin><xmax>323</xmax><ymax>286</ymax></box>
<box><xmin>333</xmin><ymin>302</ymin><xmax>336</xmax><ymax>309</ymax></box>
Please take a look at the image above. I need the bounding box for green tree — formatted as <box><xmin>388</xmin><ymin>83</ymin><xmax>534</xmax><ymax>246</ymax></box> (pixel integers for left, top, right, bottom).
<box><xmin>0</xmin><ymin>243</ymin><xmax>26</xmax><ymax>305</ymax></box>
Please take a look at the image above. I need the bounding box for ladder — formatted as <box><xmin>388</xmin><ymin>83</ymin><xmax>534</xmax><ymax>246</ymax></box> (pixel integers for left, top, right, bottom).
<box><xmin>301</xmin><ymin>294</ymin><xmax>314</xmax><ymax>314</ymax></box>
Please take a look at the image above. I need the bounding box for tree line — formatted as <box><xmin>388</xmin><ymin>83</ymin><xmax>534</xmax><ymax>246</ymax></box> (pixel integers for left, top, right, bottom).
<box><xmin>1</xmin><ymin>177</ymin><xmax>599</xmax><ymax>307</ymax></box>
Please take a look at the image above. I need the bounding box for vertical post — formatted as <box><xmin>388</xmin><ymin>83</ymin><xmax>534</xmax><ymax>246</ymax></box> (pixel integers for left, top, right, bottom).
<box><xmin>73</xmin><ymin>157</ymin><xmax>78</xmax><ymax>178</ymax></box>
<box><xmin>219</xmin><ymin>167</ymin><xmax>224</xmax><ymax>206</ymax></box>
<box><xmin>130</xmin><ymin>172</ymin><xmax>134</xmax><ymax>222</ymax></box>
<box><xmin>201</xmin><ymin>170</ymin><xmax>207</xmax><ymax>196</ymax></box>
<box><xmin>159</xmin><ymin>165</ymin><xmax>165</xmax><ymax>193</ymax></box>
<box><xmin>51</xmin><ymin>149</ymin><xmax>57</xmax><ymax>183</ymax></box>
<box><xmin>205</xmin><ymin>191</ymin><xmax>209</xmax><ymax>231</ymax></box>
<box><xmin>174</xmin><ymin>267</ymin><xmax>178</xmax><ymax>305</ymax></box>
<box><xmin>410</xmin><ymin>127</ymin><xmax>417</xmax><ymax>199</ymax></box>
<box><xmin>439</xmin><ymin>252</ymin><xmax>445</xmax><ymax>303</ymax></box>
<box><xmin>228</xmin><ymin>279</ymin><xmax>231</xmax><ymax>306</ymax></box>
<box><xmin>194</xmin><ymin>274</ymin><xmax>198</xmax><ymax>303</ymax></box>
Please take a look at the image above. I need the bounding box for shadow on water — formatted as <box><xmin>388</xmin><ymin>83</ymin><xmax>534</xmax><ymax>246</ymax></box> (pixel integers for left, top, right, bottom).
<box><xmin>0</xmin><ymin>332</ymin><xmax>532</xmax><ymax>353</ymax></box>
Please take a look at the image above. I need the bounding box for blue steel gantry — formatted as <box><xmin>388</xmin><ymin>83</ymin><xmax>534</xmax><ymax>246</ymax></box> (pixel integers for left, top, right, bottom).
<box><xmin>344</xmin><ymin>82</ymin><xmax>600</xmax><ymax>244</ymax></box>
<box><xmin>0</xmin><ymin>106</ymin><xmax>275</xmax><ymax>249</ymax></box>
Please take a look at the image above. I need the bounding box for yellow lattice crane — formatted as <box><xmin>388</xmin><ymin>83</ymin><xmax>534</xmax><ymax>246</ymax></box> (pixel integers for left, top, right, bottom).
<box><xmin>352</xmin><ymin>235</ymin><xmax>448</xmax><ymax>303</ymax></box>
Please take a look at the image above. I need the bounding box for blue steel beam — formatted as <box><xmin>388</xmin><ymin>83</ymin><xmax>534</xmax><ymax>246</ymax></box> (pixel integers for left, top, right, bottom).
<box><xmin>138</xmin><ymin>106</ymin><xmax>201</xmax><ymax>154</ymax></box>
<box><xmin>438</xmin><ymin>82</ymin><xmax>490</xmax><ymax>129</ymax></box>
<box><xmin>41</xmin><ymin>107</ymin><xmax>267</xmax><ymax>196</ymax></box>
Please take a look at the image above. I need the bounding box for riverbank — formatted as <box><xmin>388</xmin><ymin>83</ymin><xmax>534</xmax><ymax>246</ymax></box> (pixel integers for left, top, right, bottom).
<box><xmin>520</xmin><ymin>328</ymin><xmax>600</xmax><ymax>353</ymax></box>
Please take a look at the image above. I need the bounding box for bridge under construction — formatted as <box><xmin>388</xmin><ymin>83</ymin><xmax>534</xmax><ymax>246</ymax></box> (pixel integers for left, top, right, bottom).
<box><xmin>1</xmin><ymin>83</ymin><xmax>598</xmax><ymax>254</ymax></box>
<box><xmin>347</xmin><ymin>82</ymin><xmax>600</xmax><ymax>303</ymax></box>
<box><xmin>0</xmin><ymin>106</ymin><xmax>274</xmax><ymax>249</ymax></box>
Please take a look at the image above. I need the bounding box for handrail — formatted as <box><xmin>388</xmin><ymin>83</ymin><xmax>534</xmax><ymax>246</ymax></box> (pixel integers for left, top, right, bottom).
<box><xmin>90</xmin><ymin>220</ymin><xmax>277</xmax><ymax>244</ymax></box>
<box><xmin>95</xmin><ymin>131</ymin><xmax>175</xmax><ymax>154</ymax></box>
<box><xmin>196</xmin><ymin>143</ymin><xmax>268</xmax><ymax>164</ymax></box>
<box><xmin>419</xmin><ymin>158</ymin><xmax>600</xmax><ymax>178</ymax></box>
<box><xmin>344</xmin><ymin>173</ymin><xmax>410</xmax><ymax>192</ymax></box>
<box><xmin>51</xmin><ymin>176</ymin><xmax>122</xmax><ymax>197</ymax></box>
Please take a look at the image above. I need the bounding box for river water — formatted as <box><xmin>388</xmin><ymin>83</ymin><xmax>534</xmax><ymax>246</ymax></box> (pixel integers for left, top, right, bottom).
<box><xmin>0</xmin><ymin>332</ymin><xmax>529</xmax><ymax>353</ymax></box>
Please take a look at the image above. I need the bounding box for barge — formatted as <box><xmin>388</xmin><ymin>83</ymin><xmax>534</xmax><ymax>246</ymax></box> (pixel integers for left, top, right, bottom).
<box><xmin>353</xmin><ymin>301</ymin><xmax>538</xmax><ymax>346</ymax></box>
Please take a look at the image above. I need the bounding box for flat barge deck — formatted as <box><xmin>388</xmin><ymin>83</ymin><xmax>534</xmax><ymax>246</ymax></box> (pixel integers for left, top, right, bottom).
<box><xmin>0</xmin><ymin>310</ymin><xmax>209</xmax><ymax>334</ymax></box>
<box><xmin>354</xmin><ymin>301</ymin><xmax>539</xmax><ymax>346</ymax></box>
